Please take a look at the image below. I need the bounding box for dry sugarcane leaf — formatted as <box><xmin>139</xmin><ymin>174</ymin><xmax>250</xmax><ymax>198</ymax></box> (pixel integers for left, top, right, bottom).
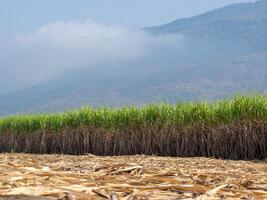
<box><xmin>109</xmin><ymin>166</ymin><xmax>143</xmax><ymax>175</ymax></box>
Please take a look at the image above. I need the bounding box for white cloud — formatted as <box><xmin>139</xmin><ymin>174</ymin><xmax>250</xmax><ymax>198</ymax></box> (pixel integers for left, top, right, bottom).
<box><xmin>0</xmin><ymin>19</ymin><xmax>184</xmax><ymax>93</ymax></box>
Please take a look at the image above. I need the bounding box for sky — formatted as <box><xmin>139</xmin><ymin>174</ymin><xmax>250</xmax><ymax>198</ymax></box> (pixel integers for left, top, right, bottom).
<box><xmin>0</xmin><ymin>0</ymin><xmax>257</xmax><ymax>94</ymax></box>
<box><xmin>0</xmin><ymin>0</ymin><xmax>255</xmax><ymax>38</ymax></box>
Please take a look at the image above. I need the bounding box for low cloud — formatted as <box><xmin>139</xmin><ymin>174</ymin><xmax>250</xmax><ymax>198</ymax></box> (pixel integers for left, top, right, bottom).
<box><xmin>0</xmin><ymin>19</ymin><xmax>184</xmax><ymax>94</ymax></box>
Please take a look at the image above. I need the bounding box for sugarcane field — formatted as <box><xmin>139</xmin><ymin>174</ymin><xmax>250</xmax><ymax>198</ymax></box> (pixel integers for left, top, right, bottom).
<box><xmin>1</xmin><ymin>0</ymin><xmax>267</xmax><ymax>199</ymax></box>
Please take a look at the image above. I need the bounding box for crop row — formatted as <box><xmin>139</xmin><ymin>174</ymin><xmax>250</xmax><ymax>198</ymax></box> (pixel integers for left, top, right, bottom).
<box><xmin>1</xmin><ymin>95</ymin><xmax>267</xmax><ymax>133</ymax></box>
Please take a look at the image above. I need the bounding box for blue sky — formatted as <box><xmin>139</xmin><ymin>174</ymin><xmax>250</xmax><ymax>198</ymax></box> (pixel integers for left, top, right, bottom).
<box><xmin>0</xmin><ymin>0</ymin><xmax>255</xmax><ymax>37</ymax></box>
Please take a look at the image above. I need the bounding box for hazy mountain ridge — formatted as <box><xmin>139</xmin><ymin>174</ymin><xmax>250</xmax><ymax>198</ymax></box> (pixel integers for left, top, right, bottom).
<box><xmin>1</xmin><ymin>0</ymin><xmax>267</xmax><ymax>116</ymax></box>
<box><xmin>147</xmin><ymin>0</ymin><xmax>267</xmax><ymax>33</ymax></box>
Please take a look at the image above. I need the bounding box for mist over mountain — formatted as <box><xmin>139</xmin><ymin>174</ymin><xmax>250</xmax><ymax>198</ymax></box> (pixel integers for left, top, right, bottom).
<box><xmin>0</xmin><ymin>0</ymin><xmax>267</xmax><ymax>116</ymax></box>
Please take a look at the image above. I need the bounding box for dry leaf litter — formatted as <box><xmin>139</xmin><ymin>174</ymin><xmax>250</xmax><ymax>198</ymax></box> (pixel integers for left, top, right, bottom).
<box><xmin>0</xmin><ymin>154</ymin><xmax>266</xmax><ymax>200</ymax></box>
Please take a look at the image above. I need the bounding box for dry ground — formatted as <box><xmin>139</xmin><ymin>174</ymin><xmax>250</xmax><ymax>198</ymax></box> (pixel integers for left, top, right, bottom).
<box><xmin>0</xmin><ymin>154</ymin><xmax>266</xmax><ymax>200</ymax></box>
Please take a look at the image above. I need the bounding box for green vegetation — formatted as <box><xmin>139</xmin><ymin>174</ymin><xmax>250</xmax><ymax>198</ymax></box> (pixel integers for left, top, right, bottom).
<box><xmin>0</xmin><ymin>95</ymin><xmax>266</xmax><ymax>160</ymax></box>
<box><xmin>1</xmin><ymin>95</ymin><xmax>267</xmax><ymax>133</ymax></box>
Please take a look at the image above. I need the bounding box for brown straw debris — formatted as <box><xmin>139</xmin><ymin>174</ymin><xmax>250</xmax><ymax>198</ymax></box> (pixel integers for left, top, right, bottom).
<box><xmin>0</xmin><ymin>153</ymin><xmax>266</xmax><ymax>200</ymax></box>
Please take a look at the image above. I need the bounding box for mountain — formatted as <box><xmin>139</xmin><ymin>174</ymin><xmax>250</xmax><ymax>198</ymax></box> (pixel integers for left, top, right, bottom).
<box><xmin>1</xmin><ymin>0</ymin><xmax>267</xmax><ymax>116</ymax></box>
<box><xmin>147</xmin><ymin>0</ymin><xmax>267</xmax><ymax>54</ymax></box>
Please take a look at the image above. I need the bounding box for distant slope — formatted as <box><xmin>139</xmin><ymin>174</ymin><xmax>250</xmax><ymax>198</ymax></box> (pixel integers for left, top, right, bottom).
<box><xmin>147</xmin><ymin>0</ymin><xmax>267</xmax><ymax>54</ymax></box>
<box><xmin>148</xmin><ymin>0</ymin><xmax>267</xmax><ymax>33</ymax></box>
<box><xmin>1</xmin><ymin>0</ymin><xmax>267</xmax><ymax>116</ymax></box>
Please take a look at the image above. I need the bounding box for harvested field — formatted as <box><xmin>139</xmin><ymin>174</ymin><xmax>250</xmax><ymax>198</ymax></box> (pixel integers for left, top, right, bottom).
<box><xmin>0</xmin><ymin>154</ymin><xmax>266</xmax><ymax>200</ymax></box>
